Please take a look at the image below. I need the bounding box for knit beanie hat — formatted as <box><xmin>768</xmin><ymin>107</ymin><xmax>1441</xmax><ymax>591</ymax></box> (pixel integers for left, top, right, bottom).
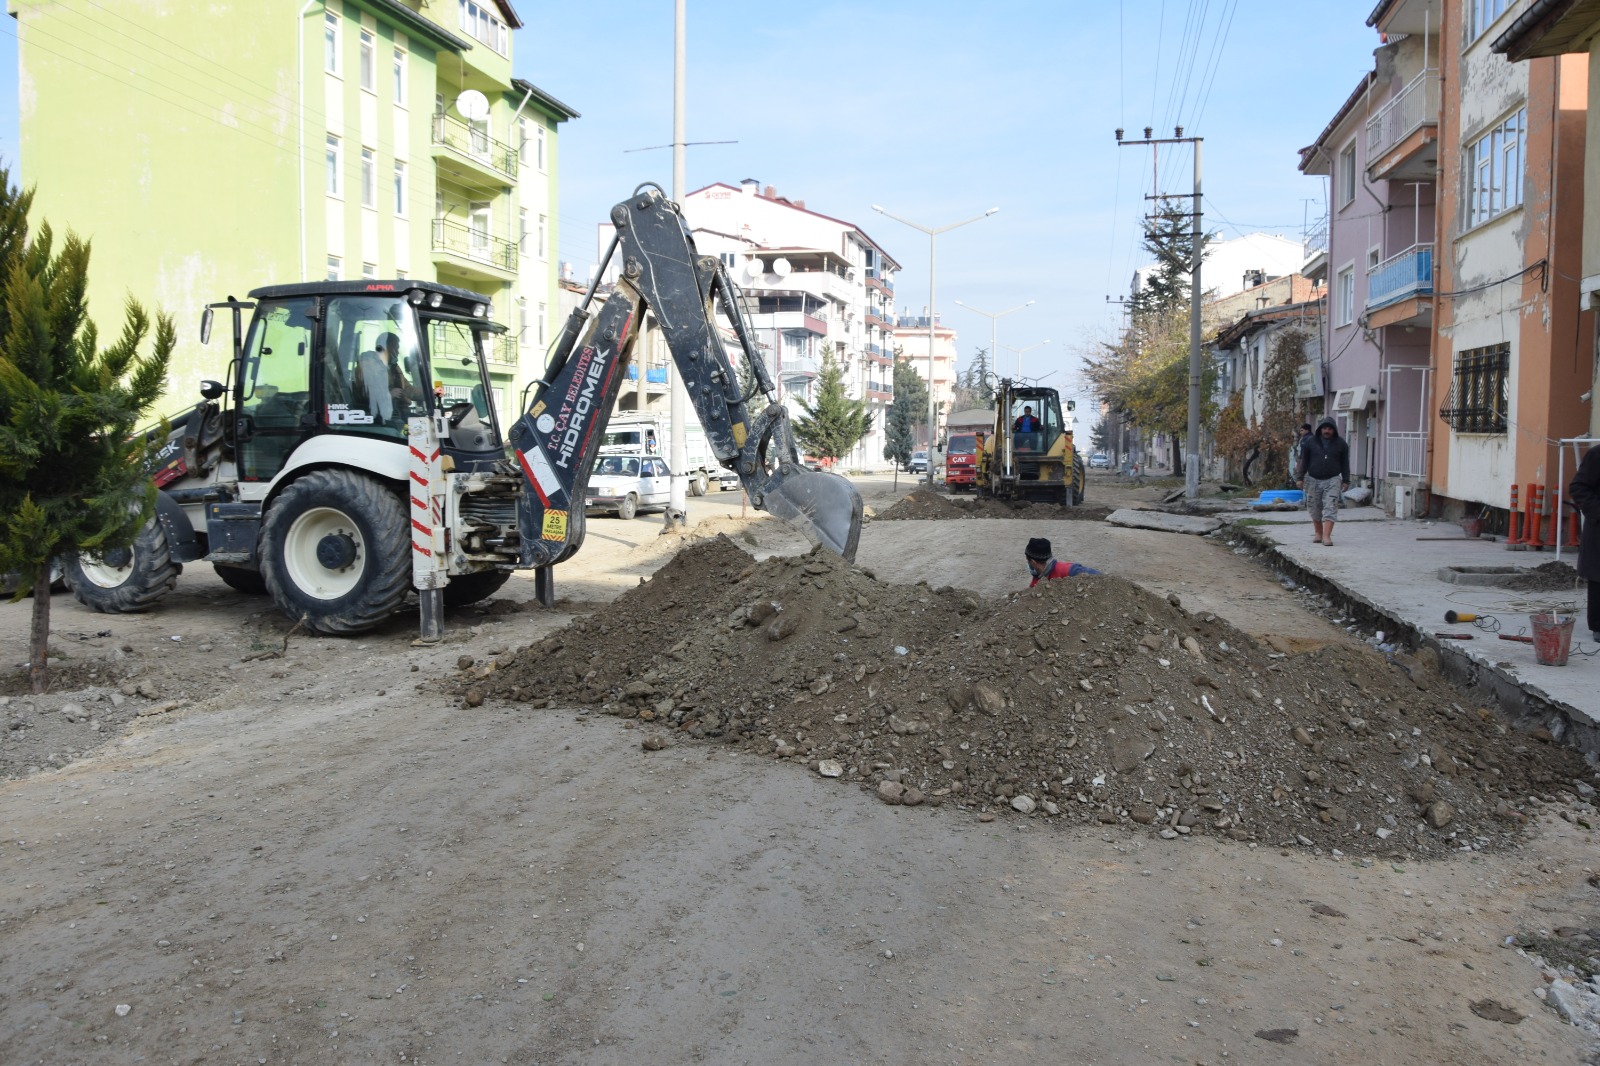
<box><xmin>1025</xmin><ymin>537</ymin><xmax>1051</xmax><ymax>561</ymax></box>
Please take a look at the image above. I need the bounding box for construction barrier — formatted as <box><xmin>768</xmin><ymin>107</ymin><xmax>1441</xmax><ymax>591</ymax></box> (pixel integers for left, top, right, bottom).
<box><xmin>1507</xmin><ymin>484</ymin><xmax>1524</xmax><ymax>546</ymax></box>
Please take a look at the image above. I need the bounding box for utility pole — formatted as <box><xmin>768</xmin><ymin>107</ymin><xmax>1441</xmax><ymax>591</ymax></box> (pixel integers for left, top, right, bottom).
<box><xmin>665</xmin><ymin>0</ymin><xmax>689</xmax><ymax>530</ymax></box>
<box><xmin>1116</xmin><ymin>125</ymin><xmax>1204</xmax><ymax>500</ymax></box>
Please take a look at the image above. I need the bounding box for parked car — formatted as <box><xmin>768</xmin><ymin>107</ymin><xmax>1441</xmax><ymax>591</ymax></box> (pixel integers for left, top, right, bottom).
<box><xmin>585</xmin><ymin>453</ymin><xmax>672</xmax><ymax>520</ymax></box>
<box><xmin>715</xmin><ymin>467</ymin><xmax>741</xmax><ymax>491</ymax></box>
<box><xmin>908</xmin><ymin>450</ymin><xmax>929</xmax><ymax>474</ymax></box>
<box><xmin>1088</xmin><ymin>452</ymin><xmax>1111</xmax><ymax>469</ymax></box>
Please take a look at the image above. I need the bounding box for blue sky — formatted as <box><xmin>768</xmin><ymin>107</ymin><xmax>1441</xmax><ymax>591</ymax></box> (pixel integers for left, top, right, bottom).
<box><xmin>0</xmin><ymin>2</ymin><xmax>1379</xmax><ymax>397</ymax></box>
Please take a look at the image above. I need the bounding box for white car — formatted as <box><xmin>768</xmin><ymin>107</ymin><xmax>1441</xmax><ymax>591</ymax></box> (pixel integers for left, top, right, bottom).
<box><xmin>908</xmin><ymin>450</ymin><xmax>929</xmax><ymax>474</ymax></box>
<box><xmin>716</xmin><ymin>468</ymin><xmax>742</xmax><ymax>491</ymax></box>
<box><xmin>585</xmin><ymin>453</ymin><xmax>672</xmax><ymax>520</ymax></box>
<box><xmin>1088</xmin><ymin>453</ymin><xmax>1111</xmax><ymax>469</ymax></box>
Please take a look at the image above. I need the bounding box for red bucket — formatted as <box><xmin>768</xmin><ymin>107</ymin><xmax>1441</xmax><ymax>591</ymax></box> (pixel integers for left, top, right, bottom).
<box><xmin>1530</xmin><ymin>613</ymin><xmax>1575</xmax><ymax>667</ymax></box>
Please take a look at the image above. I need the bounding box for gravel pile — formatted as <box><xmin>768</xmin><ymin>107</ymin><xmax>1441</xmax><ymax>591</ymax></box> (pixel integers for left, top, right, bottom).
<box><xmin>472</xmin><ymin>536</ymin><xmax>1592</xmax><ymax>857</ymax></box>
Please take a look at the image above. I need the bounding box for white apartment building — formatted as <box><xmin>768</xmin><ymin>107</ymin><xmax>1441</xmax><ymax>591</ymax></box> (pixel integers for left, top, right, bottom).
<box><xmin>681</xmin><ymin>181</ymin><xmax>902</xmax><ymax>471</ymax></box>
<box><xmin>893</xmin><ymin>316</ymin><xmax>959</xmax><ymax>448</ymax></box>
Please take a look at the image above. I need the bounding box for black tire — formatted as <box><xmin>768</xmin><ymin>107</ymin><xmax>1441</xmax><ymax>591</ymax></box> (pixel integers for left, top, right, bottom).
<box><xmin>259</xmin><ymin>469</ymin><xmax>411</xmax><ymax>635</ymax></box>
<box><xmin>617</xmin><ymin>493</ymin><xmax>638</xmax><ymax>521</ymax></box>
<box><xmin>214</xmin><ymin>563</ymin><xmax>268</xmax><ymax>595</ymax></box>
<box><xmin>443</xmin><ymin>569</ymin><xmax>511</xmax><ymax>608</ymax></box>
<box><xmin>64</xmin><ymin>520</ymin><xmax>179</xmax><ymax>613</ymax></box>
<box><xmin>690</xmin><ymin>471</ymin><xmax>709</xmax><ymax>496</ymax></box>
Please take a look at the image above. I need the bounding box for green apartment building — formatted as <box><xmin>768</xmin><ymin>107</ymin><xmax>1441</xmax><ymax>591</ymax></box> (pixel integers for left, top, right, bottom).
<box><xmin>9</xmin><ymin>0</ymin><xmax>576</xmax><ymax>418</ymax></box>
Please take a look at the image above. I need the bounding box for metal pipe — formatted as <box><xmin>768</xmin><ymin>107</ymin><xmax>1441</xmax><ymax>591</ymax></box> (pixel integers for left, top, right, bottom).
<box><xmin>296</xmin><ymin>0</ymin><xmax>321</xmax><ymax>283</ymax></box>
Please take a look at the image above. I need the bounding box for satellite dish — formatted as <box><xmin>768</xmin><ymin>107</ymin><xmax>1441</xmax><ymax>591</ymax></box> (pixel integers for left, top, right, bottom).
<box><xmin>772</xmin><ymin>257</ymin><xmax>791</xmax><ymax>277</ymax></box>
<box><xmin>454</xmin><ymin>89</ymin><xmax>490</xmax><ymax>122</ymax></box>
<box><xmin>745</xmin><ymin>258</ymin><xmax>764</xmax><ymax>278</ymax></box>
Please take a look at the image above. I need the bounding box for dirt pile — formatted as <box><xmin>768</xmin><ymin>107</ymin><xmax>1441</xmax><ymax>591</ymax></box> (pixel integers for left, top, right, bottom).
<box><xmin>1503</xmin><ymin>561</ymin><xmax>1582</xmax><ymax>592</ymax></box>
<box><xmin>876</xmin><ymin>488</ymin><xmax>1111</xmax><ymax>522</ymax></box>
<box><xmin>472</xmin><ymin>537</ymin><xmax>1591</xmax><ymax>856</ymax></box>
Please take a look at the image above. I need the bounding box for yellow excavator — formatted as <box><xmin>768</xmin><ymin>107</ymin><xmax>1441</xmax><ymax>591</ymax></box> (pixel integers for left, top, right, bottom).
<box><xmin>974</xmin><ymin>379</ymin><xmax>1084</xmax><ymax>506</ymax></box>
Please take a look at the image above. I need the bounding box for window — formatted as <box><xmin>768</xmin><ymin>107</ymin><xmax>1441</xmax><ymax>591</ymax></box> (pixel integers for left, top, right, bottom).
<box><xmin>518</xmin><ymin>117</ymin><xmax>529</xmax><ymax>163</ymax></box>
<box><xmin>1336</xmin><ymin>266</ymin><xmax>1355</xmax><ymax>326</ymax></box>
<box><xmin>468</xmin><ymin>201</ymin><xmax>491</xmax><ymax>258</ymax></box>
<box><xmin>458</xmin><ymin>0</ymin><xmax>509</xmax><ymax>55</ymax></box>
<box><xmin>362</xmin><ymin>261</ymin><xmax>377</xmax><ymax>280</ymax></box>
<box><xmin>538</xmin><ymin>301</ymin><xmax>547</xmax><ymax>346</ymax></box>
<box><xmin>1465</xmin><ymin>107</ymin><xmax>1525</xmax><ymax>229</ymax></box>
<box><xmin>358</xmin><ymin>29</ymin><xmax>374</xmax><ymax>92</ymax></box>
<box><xmin>395</xmin><ymin>269</ymin><xmax>408</xmax><ymax>281</ymax></box>
<box><xmin>537</xmin><ymin>125</ymin><xmax>546</xmax><ymax>171</ymax></box>
<box><xmin>1338</xmin><ymin>142</ymin><xmax>1357</xmax><ymax>207</ymax></box>
<box><xmin>360</xmin><ymin>147</ymin><xmax>376</xmax><ymax>208</ymax></box>
<box><xmin>1367</xmin><ymin>246</ymin><xmax>1382</xmax><ymax>271</ymax></box>
<box><xmin>321</xmin><ymin>295</ymin><xmax>430</xmax><ymax>439</ymax></box>
<box><xmin>518</xmin><ymin>207</ymin><xmax>528</xmax><ymax>254</ymax></box>
<box><xmin>1440</xmin><ymin>344</ymin><xmax>1510</xmax><ymax>434</ymax></box>
<box><xmin>537</xmin><ymin>214</ymin><xmax>547</xmax><ymax>259</ymax></box>
<box><xmin>1467</xmin><ymin>0</ymin><xmax>1511</xmax><ymax>42</ymax></box>
<box><xmin>392</xmin><ymin>47</ymin><xmax>407</xmax><ymax>104</ymax></box>
<box><xmin>325</xmin><ymin>134</ymin><xmax>342</xmax><ymax>197</ymax></box>
<box><xmin>517</xmin><ymin>297</ymin><xmax>529</xmax><ymax>346</ymax></box>
<box><xmin>324</xmin><ymin>11</ymin><xmax>340</xmax><ymax>75</ymax></box>
<box><xmin>393</xmin><ymin>160</ymin><xmax>406</xmax><ymax>216</ymax></box>
<box><xmin>468</xmin><ymin>112</ymin><xmax>490</xmax><ymax>159</ymax></box>
<box><xmin>327</xmin><ymin>255</ymin><xmax>342</xmax><ymax>280</ymax></box>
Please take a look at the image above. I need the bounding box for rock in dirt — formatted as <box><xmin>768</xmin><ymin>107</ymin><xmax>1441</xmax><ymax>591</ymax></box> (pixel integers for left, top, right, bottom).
<box><xmin>1254</xmin><ymin>1028</ymin><xmax>1298</xmax><ymax>1044</ymax></box>
<box><xmin>1469</xmin><ymin>999</ymin><xmax>1524</xmax><ymax>1024</ymax></box>
<box><xmin>641</xmin><ymin>735</ymin><xmax>669</xmax><ymax>752</ymax></box>
<box><xmin>818</xmin><ymin>759</ymin><xmax>843</xmax><ymax>778</ymax></box>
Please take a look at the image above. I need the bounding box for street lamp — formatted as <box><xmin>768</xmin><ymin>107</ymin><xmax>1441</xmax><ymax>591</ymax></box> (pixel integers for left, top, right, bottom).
<box><xmin>998</xmin><ymin>339</ymin><xmax>1051</xmax><ymax>379</ymax></box>
<box><xmin>955</xmin><ymin>299</ymin><xmax>1032</xmax><ymax>378</ymax></box>
<box><xmin>873</xmin><ymin>203</ymin><xmax>999</xmax><ymax>485</ymax></box>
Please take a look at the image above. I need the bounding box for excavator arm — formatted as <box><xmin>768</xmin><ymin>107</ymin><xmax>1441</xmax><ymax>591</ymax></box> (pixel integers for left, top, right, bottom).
<box><xmin>507</xmin><ymin>184</ymin><xmax>863</xmax><ymax>571</ymax></box>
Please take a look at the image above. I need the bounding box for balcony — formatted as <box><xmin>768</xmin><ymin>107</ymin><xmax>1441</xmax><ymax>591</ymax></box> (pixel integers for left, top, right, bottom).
<box><xmin>1367</xmin><ymin>244</ymin><xmax>1432</xmax><ymax>311</ymax></box>
<box><xmin>432</xmin><ymin>217</ymin><xmax>518</xmax><ymax>281</ymax></box>
<box><xmin>759</xmin><ymin>310</ymin><xmax>829</xmax><ymax>335</ymax></box>
<box><xmin>867</xmin><ymin>274</ymin><xmax>894</xmax><ymax>294</ymax></box>
<box><xmin>431</xmin><ymin>113</ymin><xmax>518</xmax><ymax>186</ymax></box>
<box><xmin>432</xmin><ymin>327</ymin><xmax>515</xmax><ymax>368</ymax></box>
<box><xmin>865</xmin><ymin>309</ymin><xmax>892</xmax><ymax>329</ymax></box>
<box><xmin>1365</xmin><ymin>71</ymin><xmax>1439</xmax><ymax>181</ymax></box>
<box><xmin>780</xmin><ymin>355</ymin><xmax>819</xmax><ymax>379</ymax></box>
<box><xmin>625</xmin><ymin>365</ymin><xmax>670</xmax><ymax>386</ymax></box>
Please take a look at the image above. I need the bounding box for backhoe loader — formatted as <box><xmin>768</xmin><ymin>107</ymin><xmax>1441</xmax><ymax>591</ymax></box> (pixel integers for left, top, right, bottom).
<box><xmin>974</xmin><ymin>379</ymin><xmax>1085</xmax><ymax>506</ymax></box>
<box><xmin>63</xmin><ymin>184</ymin><xmax>863</xmax><ymax>639</ymax></box>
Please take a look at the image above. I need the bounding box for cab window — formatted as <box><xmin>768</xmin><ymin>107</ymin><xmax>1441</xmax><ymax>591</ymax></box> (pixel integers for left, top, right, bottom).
<box><xmin>237</xmin><ymin>298</ymin><xmax>315</xmax><ymax>479</ymax></box>
<box><xmin>321</xmin><ymin>295</ymin><xmax>427</xmax><ymax>436</ymax></box>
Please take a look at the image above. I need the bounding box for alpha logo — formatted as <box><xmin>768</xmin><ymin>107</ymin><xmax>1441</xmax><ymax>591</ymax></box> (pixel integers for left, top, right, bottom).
<box><xmin>328</xmin><ymin>404</ymin><xmax>376</xmax><ymax>426</ymax></box>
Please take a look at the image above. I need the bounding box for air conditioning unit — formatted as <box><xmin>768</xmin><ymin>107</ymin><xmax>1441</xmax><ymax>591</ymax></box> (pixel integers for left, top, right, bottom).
<box><xmin>1333</xmin><ymin>385</ymin><xmax>1374</xmax><ymax>411</ymax></box>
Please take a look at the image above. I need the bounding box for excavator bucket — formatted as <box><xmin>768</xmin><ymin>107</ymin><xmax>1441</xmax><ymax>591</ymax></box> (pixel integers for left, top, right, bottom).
<box><xmin>760</xmin><ymin>468</ymin><xmax>863</xmax><ymax>562</ymax></box>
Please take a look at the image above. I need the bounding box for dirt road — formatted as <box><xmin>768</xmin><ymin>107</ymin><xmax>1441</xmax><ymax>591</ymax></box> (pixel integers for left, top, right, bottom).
<box><xmin>1</xmin><ymin>474</ymin><xmax>1595</xmax><ymax>1064</ymax></box>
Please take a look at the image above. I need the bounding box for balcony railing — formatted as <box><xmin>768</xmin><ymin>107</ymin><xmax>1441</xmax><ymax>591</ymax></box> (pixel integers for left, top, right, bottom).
<box><xmin>432</xmin><ymin>327</ymin><xmax>515</xmax><ymax>367</ymax></box>
<box><xmin>1367</xmin><ymin>243</ymin><xmax>1433</xmax><ymax>311</ymax></box>
<box><xmin>1366</xmin><ymin>70</ymin><xmax>1439</xmax><ymax>161</ymax></box>
<box><xmin>1386</xmin><ymin>432</ymin><xmax>1427</xmax><ymax>478</ymax></box>
<box><xmin>867</xmin><ymin>274</ymin><xmax>894</xmax><ymax>293</ymax></box>
<box><xmin>1304</xmin><ymin>215</ymin><xmax>1328</xmax><ymax>256</ymax></box>
<box><xmin>625</xmin><ymin>365</ymin><xmax>670</xmax><ymax>384</ymax></box>
<box><xmin>781</xmin><ymin>355</ymin><xmax>819</xmax><ymax>378</ymax></box>
<box><xmin>432</xmin><ymin>113</ymin><xmax>518</xmax><ymax>181</ymax></box>
<box><xmin>432</xmin><ymin>217</ymin><xmax>517</xmax><ymax>273</ymax></box>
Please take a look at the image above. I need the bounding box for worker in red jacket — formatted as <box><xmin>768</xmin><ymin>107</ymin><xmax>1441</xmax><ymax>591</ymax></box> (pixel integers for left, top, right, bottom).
<box><xmin>1025</xmin><ymin>537</ymin><xmax>1100</xmax><ymax>587</ymax></box>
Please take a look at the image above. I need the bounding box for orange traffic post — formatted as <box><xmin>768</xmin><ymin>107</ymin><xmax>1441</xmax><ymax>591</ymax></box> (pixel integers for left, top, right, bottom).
<box><xmin>1507</xmin><ymin>484</ymin><xmax>1523</xmax><ymax>546</ymax></box>
<box><xmin>1526</xmin><ymin>484</ymin><xmax>1546</xmax><ymax>549</ymax></box>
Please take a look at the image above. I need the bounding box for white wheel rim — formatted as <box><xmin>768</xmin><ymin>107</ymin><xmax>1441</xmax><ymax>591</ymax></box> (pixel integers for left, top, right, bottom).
<box><xmin>283</xmin><ymin>506</ymin><xmax>365</xmax><ymax>600</ymax></box>
<box><xmin>78</xmin><ymin>552</ymin><xmax>134</xmax><ymax>589</ymax></box>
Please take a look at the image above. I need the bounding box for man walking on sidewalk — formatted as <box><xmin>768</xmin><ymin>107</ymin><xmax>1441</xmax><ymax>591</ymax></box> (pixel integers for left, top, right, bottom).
<box><xmin>1296</xmin><ymin>417</ymin><xmax>1350</xmax><ymax>546</ymax></box>
<box><xmin>1569</xmin><ymin>443</ymin><xmax>1600</xmax><ymax>641</ymax></box>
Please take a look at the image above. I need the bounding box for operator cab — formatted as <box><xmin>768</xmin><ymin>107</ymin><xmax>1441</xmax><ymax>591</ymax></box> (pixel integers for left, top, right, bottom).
<box><xmin>217</xmin><ymin>281</ymin><xmax>509</xmax><ymax>482</ymax></box>
<box><xmin>1010</xmin><ymin>390</ymin><xmax>1064</xmax><ymax>455</ymax></box>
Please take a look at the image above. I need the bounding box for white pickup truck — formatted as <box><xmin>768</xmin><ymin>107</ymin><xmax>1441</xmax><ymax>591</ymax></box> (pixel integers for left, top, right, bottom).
<box><xmin>600</xmin><ymin>413</ymin><xmax>723</xmax><ymax>496</ymax></box>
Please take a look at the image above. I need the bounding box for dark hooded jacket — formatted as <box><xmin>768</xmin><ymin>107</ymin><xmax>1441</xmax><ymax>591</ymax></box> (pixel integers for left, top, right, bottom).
<box><xmin>1570</xmin><ymin>444</ymin><xmax>1600</xmax><ymax>582</ymax></box>
<box><xmin>1296</xmin><ymin>417</ymin><xmax>1350</xmax><ymax>482</ymax></box>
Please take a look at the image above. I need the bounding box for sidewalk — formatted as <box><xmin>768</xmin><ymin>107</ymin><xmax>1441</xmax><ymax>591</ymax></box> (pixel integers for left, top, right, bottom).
<box><xmin>1224</xmin><ymin>509</ymin><xmax>1597</xmax><ymax>747</ymax></box>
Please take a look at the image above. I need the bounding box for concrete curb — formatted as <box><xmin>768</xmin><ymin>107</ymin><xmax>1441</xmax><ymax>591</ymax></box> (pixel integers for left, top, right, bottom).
<box><xmin>1224</xmin><ymin>521</ymin><xmax>1599</xmax><ymax>758</ymax></box>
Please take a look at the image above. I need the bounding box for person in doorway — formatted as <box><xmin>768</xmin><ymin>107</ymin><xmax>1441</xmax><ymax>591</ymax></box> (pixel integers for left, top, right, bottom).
<box><xmin>1025</xmin><ymin>537</ymin><xmax>1100</xmax><ymax>587</ymax></box>
<box><xmin>1568</xmin><ymin>443</ymin><xmax>1600</xmax><ymax>642</ymax></box>
<box><xmin>1295</xmin><ymin>417</ymin><xmax>1350</xmax><ymax>545</ymax></box>
<box><xmin>358</xmin><ymin>332</ymin><xmax>417</xmax><ymax>422</ymax></box>
<box><xmin>1014</xmin><ymin>406</ymin><xmax>1040</xmax><ymax>433</ymax></box>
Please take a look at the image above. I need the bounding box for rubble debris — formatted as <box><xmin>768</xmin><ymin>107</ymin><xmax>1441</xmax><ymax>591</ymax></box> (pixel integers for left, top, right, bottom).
<box><xmin>875</xmin><ymin>489</ymin><xmax>1111</xmax><ymax>522</ymax></box>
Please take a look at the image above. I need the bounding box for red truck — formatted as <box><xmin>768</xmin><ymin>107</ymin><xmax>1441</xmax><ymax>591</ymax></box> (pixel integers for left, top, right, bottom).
<box><xmin>944</xmin><ymin>432</ymin><xmax>979</xmax><ymax>492</ymax></box>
